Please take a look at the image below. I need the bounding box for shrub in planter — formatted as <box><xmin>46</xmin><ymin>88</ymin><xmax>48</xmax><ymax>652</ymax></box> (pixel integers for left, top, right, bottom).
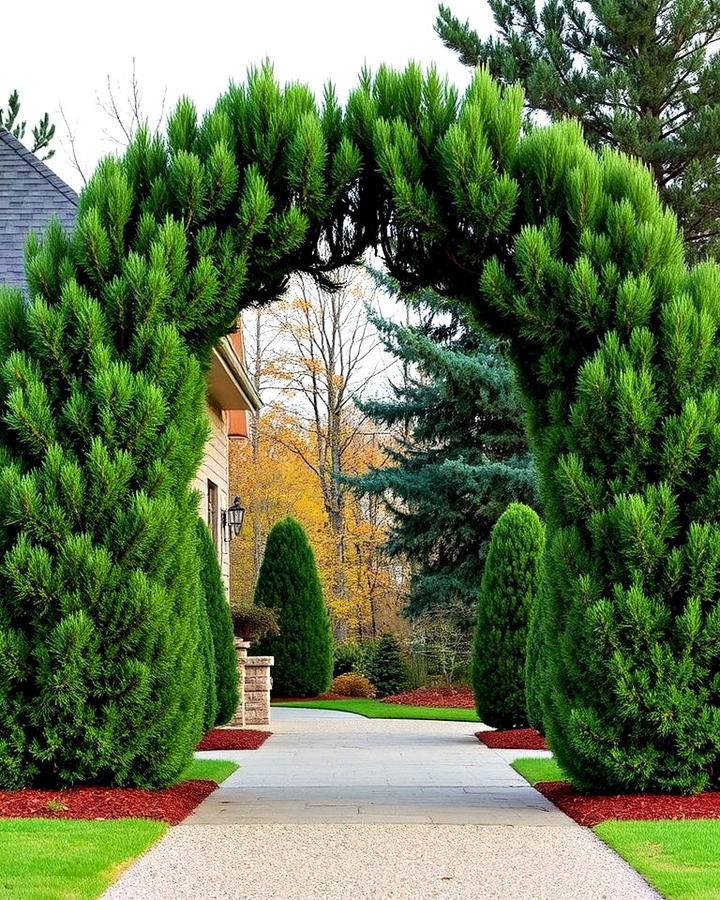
<box><xmin>230</xmin><ymin>604</ymin><xmax>279</xmax><ymax>642</ymax></box>
<box><xmin>472</xmin><ymin>503</ymin><xmax>545</xmax><ymax>729</ymax></box>
<box><xmin>364</xmin><ymin>633</ymin><xmax>409</xmax><ymax>698</ymax></box>
<box><xmin>196</xmin><ymin>519</ymin><xmax>238</xmax><ymax>726</ymax></box>
<box><xmin>253</xmin><ymin>517</ymin><xmax>333</xmax><ymax>697</ymax></box>
<box><xmin>331</xmin><ymin>673</ymin><xmax>377</xmax><ymax>698</ymax></box>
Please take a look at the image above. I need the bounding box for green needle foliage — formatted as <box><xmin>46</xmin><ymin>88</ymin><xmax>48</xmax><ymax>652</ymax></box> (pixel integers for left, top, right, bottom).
<box><xmin>364</xmin><ymin>632</ymin><xmax>408</xmax><ymax>697</ymax></box>
<box><xmin>348</xmin><ymin>275</ymin><xmax>537</xmax><ymax>624</ymax></box>
<box><xmin>436</xmin><ymin>1</ymin><xmax>720</xmax><ymax>259</ymax></box>
<box><xmin>1</xmin><ymin>89</ymin><xmax>55</xmax><ymax>159</ymax></box>
<box><xmin>472</xmin><ymin>503</ymin><xmax>544</xmax><ymax>729</ymax></box>
<box><xmin>196</xmin><ymin>518</ymin><xmax>238</xmax><ymax>726</ymax></box>
<box><xmin>0</xmin><ymin>64</ymin><xmax>366</xmax><ymax>788</ymax></box>
<box><xmin>254</xmin><ymin>517</ymin><xmax>333</xmax><ymax>698</ymax></box>
<box><xmin>351</xmin><ymin>64</ymin><xmax>720</xmax><ymax>792</ymax></box>
<box><xmin>3</xmin><ymin>56</ymin><xmax>720</xmax><ymax>793</ymax></box>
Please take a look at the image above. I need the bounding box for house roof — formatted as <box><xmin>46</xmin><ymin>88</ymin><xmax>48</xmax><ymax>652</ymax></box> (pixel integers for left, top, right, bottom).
<box><xmin>0</xmin><ymin>128</ymin><xmax>77</xmax><ymax>290</ymax></box>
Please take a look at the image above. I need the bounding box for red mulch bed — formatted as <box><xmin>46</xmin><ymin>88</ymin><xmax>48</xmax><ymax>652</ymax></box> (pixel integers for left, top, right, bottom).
<box><xmin>476</xmin><ymin>728</ymin><xmax>548</xmax><ymax>750</ymax></box>
<box><xmin>536</xmin><ymin>780</ymin><xmax>720</xmax><ymax>827</ymax></box>
<box><xmin>0</xmin><ymin>780</ymin><xmax>215</xmax><ymax>824</ymax></box>
<box><xmin>196</xmin><ymin>728</ymin><xmax>271</xmax><ymax>751</ymax></box>
<box><xmin>382</xmin><ymin>687</ymin><xmax>475</xmax><ymax>708</ymax></box>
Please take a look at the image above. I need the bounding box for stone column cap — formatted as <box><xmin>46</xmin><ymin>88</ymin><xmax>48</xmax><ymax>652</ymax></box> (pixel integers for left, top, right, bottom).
<box><xmin>233</xmin><ymin>639</ymin><xmax>251</xmax><ymax>649</ymax></box>
<box><xmin>245</xmin><ymin>655</ymin><xmax>274</xmax><ymax>666</ymax></box>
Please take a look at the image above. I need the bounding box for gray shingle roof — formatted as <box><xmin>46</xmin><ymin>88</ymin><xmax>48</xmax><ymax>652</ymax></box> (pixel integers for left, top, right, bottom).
<box><xmin>0</xmin><ymin>128</ymin><xmax>77</xmax><ymax>292</ymax></box>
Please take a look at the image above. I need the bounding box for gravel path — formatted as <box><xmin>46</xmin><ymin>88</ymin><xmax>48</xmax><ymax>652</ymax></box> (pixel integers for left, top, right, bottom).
<box><xmin>104</xmin><ymin>708</ymin><xmax>659</xmax><ymax>899</ymax></box>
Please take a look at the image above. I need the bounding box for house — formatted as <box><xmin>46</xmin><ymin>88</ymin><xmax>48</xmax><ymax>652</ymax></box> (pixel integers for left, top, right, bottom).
<box><xmin>0</xmin><ymin>127</ymin><xmax>260</xmax><ymax>587</ymax></box>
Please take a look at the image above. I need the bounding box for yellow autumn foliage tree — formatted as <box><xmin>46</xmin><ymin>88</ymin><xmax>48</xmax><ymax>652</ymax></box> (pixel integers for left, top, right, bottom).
<box><xmin>229</xmin><ymin>274</ymin><xmax>408</xmax><ymax>641</ymax></box>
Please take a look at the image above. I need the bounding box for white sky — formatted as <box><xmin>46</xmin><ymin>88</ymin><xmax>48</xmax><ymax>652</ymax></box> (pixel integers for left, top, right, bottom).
<box><xmin>5</xmin><ymin>0</ymin><xmax>493</xmax><ymax>191</ymax></box>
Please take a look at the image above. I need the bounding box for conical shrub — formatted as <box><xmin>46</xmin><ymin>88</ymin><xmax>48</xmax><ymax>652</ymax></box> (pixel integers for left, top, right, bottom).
<box><xmin>253</xmin><ymin>517</ymin><xmax>332</xmax><ymax>698</ymax></box>
<box><xmin>472</xmin><ymin>503</ymin><xmax>544</xmax><ymax>728</ymax></box>
<box><xmin>196</xmin><ymin>519</ymin><xmax>238</xmax><ymax>726</ymax></box>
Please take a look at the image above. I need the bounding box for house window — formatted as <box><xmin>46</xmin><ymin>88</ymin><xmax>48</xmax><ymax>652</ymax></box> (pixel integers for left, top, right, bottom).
<box><xmin>207</xmin><ymin>480</ymin><xmax>219</xmax><ymax>548</ymax></box>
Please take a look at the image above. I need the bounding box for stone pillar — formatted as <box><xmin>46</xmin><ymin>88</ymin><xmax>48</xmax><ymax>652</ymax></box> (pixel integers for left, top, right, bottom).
<box><xmin>230</xmin><ymin>639</ymin><xmax>250</xmax><ymax>727</ymax></box>
<box><xmin>243</xmin><ymin>655</ymin><xmax>274</xmax><ymax>725</ymax></box>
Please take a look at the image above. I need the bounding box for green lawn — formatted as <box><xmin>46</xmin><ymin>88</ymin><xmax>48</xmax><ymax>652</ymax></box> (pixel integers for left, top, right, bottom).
<box><xmin>0</xmin><ymin>756</ymin><xmax>238</xmax><ymax>900</ymax></box>
<box><xmin>272</xmin><ymin>698</ymin><xmax>480</xmax><ymax>721</ymax></box>
<box><xmin>511</xmin><ymin>755</ymin><xmax>566</xmax><ymax>784</ymax></box>
<box><xmin>0</xmin><ymin>818</ymin><xmax>167</xmax><ymax>900</ymax></box>
<box><xmin>512</xmin><ymin>755</ymin><xmax>720</xmax><ymax>900</ymax></box>
<box><xmin>180</xmin><ymin>757</ymin><xmax>238</xmax><ymax>783</ymax></box>
<box><xmin>595</xmin><ymin>820</ymin><xmax>720</xmax><ymax>900</ymax></box>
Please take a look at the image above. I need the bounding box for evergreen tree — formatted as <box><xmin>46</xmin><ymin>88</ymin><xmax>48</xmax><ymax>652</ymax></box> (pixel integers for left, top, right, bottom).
<box><xmin>349</xmin><ymin>278</ymin><xmax>537</xmax><ymax>624</ymax></box>
<box><xmin>254</xmin><ymin>517</ymin><xmax>333</xmax><ymax>698</ymax></box>
<box><xmin>524</xmin><ymin>577</ymin><xmax>548</xmax><ymax>732</ymax></box>
<box><xmin>196</xmin><ymin>519</ymin><xmax>238</xmax><ymax>726</ymax></box>
<box><xmin>0</xmin><ymin>65</ymin><xmax>367</xmax><ymax>788</ymax></box>
<box><xmin>472</xmin><ymin>503</ymin><xmax>544</xmax><ymax>729</ymax></box>
<box><xmin>354</xmin><ymin>64</ymin><xmax>720</xmax><ymax>792</ymax></box>
<box><xmin>436</xmin><ymin>1</ymin><xmax>720</xmax><ymax>258</ymax></box>
<box><xmin>364</xmin><ymin>632</ymin><xmax>408</xmax><ymax>697</ymax></box>
<box><xmin>1</xmin><ymin>89</ymin><xmax>55</xmax><ymax>159</ymax></box>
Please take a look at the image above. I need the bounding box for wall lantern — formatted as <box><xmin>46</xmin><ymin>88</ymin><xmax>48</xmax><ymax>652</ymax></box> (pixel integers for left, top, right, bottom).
<box><xmin>222</xmin><ymin>497</ymin><xmax>245</xmax><ymax>542</ymax></box>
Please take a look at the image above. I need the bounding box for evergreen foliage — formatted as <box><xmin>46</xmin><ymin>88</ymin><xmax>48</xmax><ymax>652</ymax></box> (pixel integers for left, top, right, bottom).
<box><xmin>472</xmin><ymin>503</ymin><xmax>544</xmax><ymax>729</ymax></box>
<box><xmin>351</xmin><ymin>64</ymin><xmax>720</xmax><ymax>792</ymax></box>
<box><xmin>436</xmin><ymin>1</ymin><xmax>720</xmax><ymax>258</ymax></box>
<box><xmin>1</xmin><ymin>89</ymin><xmax>55</xmax><ymax>159</ymax></box>
<box><xmin>0</xmin><ymin>64</ymin><xmax>366</xmax><ymax>788</ymax></box>
<box><xmin>349</xmin><ymin>274</ymin><xmax>537</xmax><ymax>623</ymax></box>
<box><xmin>524</xmin><ymin>578</ymin><xmax>548</xmax><ymax>732</ymax></box>
<box><xmin>363</xmin><ymin>633</ymin><xmax>408</xmax><ymax>697</ymax></box>
<box><xmin>196</xmin><ymin>519</ymin><xmax>238</xmax><ymax>726</ymax></box>
<box><xmin>253</xmin><ymin>517</ymin><xmax>333</xmax><ymax>698</ymax></box>
<box><xmin>4</xmin><ymin>55</ymin><xmax>720</xmax><ymax>794</ymax></box>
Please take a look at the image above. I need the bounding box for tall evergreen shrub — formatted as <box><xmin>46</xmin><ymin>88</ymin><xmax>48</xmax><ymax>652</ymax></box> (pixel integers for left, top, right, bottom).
<box><xmin>355</xmin><ymin>65</ymin><xmax>720</xmax><ymax>792</ymax></box>
<box><xmin>254</xmin><ymin>517</ymin><xmax>333</xmax><ymax>698</ymax></box>
<box><xmin>196</xmin><ymin>519</ymin><xmax>238</xmax><ymax>726</ymax></box>
<box><xmin>472</xmin><ymin>503</ymin><xmax>544</xmax><ymax>729</ymax></box>
<box><xmin>0</xmin><ymin>65</ymin><xmax>365</xmax><ymax>788</ymax></box>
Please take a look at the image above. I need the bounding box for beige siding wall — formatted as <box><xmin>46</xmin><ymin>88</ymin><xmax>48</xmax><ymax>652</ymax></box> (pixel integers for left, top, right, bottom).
<box><xmin>193</xmin><ymin>401</ymin><xmax>230</xmax><ymax>587</ymax></box>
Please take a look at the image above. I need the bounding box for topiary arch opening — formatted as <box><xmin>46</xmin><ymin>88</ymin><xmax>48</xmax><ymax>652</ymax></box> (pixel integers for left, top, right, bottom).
<box><xmin>1</xmin><ymin>62</ymin><xmax>718</xmax><ymax>793</ymax></box>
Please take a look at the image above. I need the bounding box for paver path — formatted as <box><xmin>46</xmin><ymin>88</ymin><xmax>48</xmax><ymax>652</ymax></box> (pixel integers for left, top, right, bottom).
<box><xmin>105</xmin><ymin>708</ymin><xmax>658</xmax><ymax>899</ymax></box>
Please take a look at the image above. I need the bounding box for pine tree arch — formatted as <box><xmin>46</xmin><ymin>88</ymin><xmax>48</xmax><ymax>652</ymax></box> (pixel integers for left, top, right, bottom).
<box><xmin>2</xmin><ymin>62</ymin><xmax>720</xmax><ymax>793</ymax></box>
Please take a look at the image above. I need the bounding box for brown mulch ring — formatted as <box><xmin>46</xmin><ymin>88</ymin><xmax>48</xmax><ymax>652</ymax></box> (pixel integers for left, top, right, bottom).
<box><xmin>0</xmin><ymin>780</ymin><xmax>216</xmax><ymax>824</ymax></box>
<box><xmin>382</xmin><ymin>687</ymin><xmax>475</xmax><ymax>708</ymax></box>
<box><xmin>196</xmin><ymin>728</ymin><xmax>271</xmax><ymax>751</ymax></box>
<box><xmin>476</xmin><ymin>728</ymin><xmax>548</xmax><ymax>750</ymax></box>
<box><xmin>535</xmin><ymin>780</ymin><xmax>720</xmax><ymax>827</ymax></box>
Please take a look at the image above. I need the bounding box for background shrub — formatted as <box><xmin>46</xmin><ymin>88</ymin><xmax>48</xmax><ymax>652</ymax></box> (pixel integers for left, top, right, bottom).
<box><xmin>196</xmin><ymin>520</ymin><xmax>238</xmax><ymax>726</ymax></box>
<box><xmin>253</xmin><ymin>517</ymin><xmax>333</xmax><ymax>698</ymax></box>
<box><xmin>333</xmin><ymin>642</ymin><xmax>363</xmax><ymax>677</ymax></box>
<box><xmin>331</xmin><ymin>673</ymin><xmax>377</xmax><ymax>698</ymax></box>
<box><xmin>364</xmin><ymin>633</ymin><xmax>409</xmax><ymax>698</ymax></box>
<box><xmin>471</xmin><ymin>504</ymin><xmax>545</xmax><ymax>729</ymax></box>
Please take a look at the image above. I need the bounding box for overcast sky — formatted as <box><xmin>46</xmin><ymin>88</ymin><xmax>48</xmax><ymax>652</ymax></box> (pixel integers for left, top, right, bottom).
<box><xmin>6</xmin><ymin>0</ymin><xmax>493</xmax><ymax>190</ymax></box>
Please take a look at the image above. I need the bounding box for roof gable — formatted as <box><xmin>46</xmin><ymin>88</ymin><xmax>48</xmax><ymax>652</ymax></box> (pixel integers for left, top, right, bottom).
<box><xmin>0</xmin><ymin>128</ymin><xmax>77</xmax><ymax>291</ymax></box>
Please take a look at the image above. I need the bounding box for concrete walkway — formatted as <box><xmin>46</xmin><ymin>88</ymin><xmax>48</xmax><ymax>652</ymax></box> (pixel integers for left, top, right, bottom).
<box><xmin>105</xmin><ymin>708</ymin><xmax>658</xmax><ymax>899</ymax></box>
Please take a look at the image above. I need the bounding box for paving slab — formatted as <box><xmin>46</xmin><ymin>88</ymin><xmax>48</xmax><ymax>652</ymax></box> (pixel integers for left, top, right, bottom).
<box><xmin>105</xmin><ymin>707</ymin><xmax>659</xmax><ymax>899</ymax></box>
